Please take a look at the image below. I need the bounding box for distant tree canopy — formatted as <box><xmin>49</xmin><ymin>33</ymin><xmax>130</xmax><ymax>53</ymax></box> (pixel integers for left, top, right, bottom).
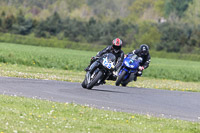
<box><xmin>35</xmin><ymin>15</ymin><xmax>135</xmax><ymax>45</ymax></box>
<box><xmin>0</xmin><ymin>0</ymin><xmax>133</xmax><ymax>21</ymax></box>
<box><xmin>183</xmin><ymin>0</ymin><xmax>200</xmax><ymax>27</ymax></box>
<box><xmin>0</xmin><ymin>0</ymin><xmax>200</xmax><ymax>54</ymax></box>
<box><xmin>164</xmin><ymin>0</ymin><xmax>193</xmax><ymax>18</ymax></box>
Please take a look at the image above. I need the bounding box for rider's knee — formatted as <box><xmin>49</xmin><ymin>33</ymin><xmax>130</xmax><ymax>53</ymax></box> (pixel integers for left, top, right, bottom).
<box><xmin>137</xmin><ymin>71</ymin><xmax>142</xmax><ymax>76</ymax></box>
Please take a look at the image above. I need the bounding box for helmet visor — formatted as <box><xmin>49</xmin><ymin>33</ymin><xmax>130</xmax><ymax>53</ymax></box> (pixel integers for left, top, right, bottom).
<box><xmin>113</xmin><ymin>45</ymin><xmax>121</xmax><ymax>50</ymax></box>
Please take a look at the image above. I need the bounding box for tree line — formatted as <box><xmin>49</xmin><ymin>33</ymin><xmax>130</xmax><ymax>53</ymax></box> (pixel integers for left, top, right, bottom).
<box><xmin>0</xmin><ymin>0</ymin><xmax>200</xmax><ymax>54</ymax></box>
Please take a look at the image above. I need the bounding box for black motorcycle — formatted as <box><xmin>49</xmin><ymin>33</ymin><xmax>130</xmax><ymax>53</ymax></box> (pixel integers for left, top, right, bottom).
<box><xmin>81</xmin><ymin>53</ymin><xmax>116</xmax><ymax>89</ymax></box>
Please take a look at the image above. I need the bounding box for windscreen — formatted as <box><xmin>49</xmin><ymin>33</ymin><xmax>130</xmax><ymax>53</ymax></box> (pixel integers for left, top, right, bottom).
<box><xmin>101</xmin><ymin>53</ymin><xmax>116</xmax><ymax>65</ymax></box>
<box><xmin>128</xmin><ymin>54</ymin><xmax>138</xmax><ymax>60</ymax></box>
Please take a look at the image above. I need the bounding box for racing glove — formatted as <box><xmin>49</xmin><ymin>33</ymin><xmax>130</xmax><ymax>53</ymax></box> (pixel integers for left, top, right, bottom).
<box><xmin>138</xmin><ymin>66</ymin><xmax>144</xmax><ymax>71</ymax></box>
<box><xmin>91</xmin><ymin>56</ymin><xmax>99</xmax><ymax>61</ymax></box>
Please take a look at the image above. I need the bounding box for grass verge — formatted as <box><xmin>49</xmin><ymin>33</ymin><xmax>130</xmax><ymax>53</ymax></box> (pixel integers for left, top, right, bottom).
<box><xmin>0</xmin><ymin>63</ymin><xmax>200</xmax><ymax>92</ymax></box>
<box><xmin>0</xmin><ymin>95</ymin><xmax>199</xmax><ymax>133</ymax></box>
<box><xmin>0</xmin><ymin>42</ymin><xmax>200</xmax><ymax>82</ymax></box>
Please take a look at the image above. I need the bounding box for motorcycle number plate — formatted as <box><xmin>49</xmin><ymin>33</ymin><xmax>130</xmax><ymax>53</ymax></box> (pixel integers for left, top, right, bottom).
<box><xmin>103</xmin><ymin>58</ymin><xmax>112</xmax><ymax>69</ymax></box>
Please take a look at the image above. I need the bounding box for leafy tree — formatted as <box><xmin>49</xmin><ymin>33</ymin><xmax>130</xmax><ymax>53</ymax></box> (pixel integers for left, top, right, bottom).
<box><xmin>1</xmin><ymin>11</ymin><xmax>6</xmax><ymax>17</ymax></box>
<box><xmin>127</xmin><ymin>0</ymin><xmax>160</xmax><ymax>23</ymax></box>
<box><xmin>164</xmin><ymin>0</ymin><xmax>193</xmax><ymax>18</ymax></box>
<box><xmin>35</xmin><ymin>12</ymin><xmax>62</xmax><ymax>37</ymax></box>
<box><xmin>133</xmin><ymin>22</ymin><xmax>161</xmax><ymax>49</ymax></box>
<box><xmin>154</xmin><ymin>0</ymin><xmax>165</xmax><ymax>16</ymax></box>
<box><xmin>157</xmin><ymin>23</ymin><xmax>189</xmax><ymax>52</ymax></box>
<box><xmin>86</xmin><ymin>17</ymin><xmax>100</xmax><ymax>42</ymax></box>
<box><xmin>12</xmin><ymin>10</ymin><xmax>34</xmax><ymax>35</ymax></box>
<box><xmin>3</xmin><ymin>15</ymin><xmax>15</xmax><ymax>32</ymax></box>
<box><xmin>186</xmin><ymin>26</ymin><xmax>200</xmax><ymax>49</ymax></box>
<box><xmin>87</xmin><ymin>0</ymin><xmax>132</xmax><ymax>21</ymax></box>
<box><xmin>63</xmin><ymin>17</ymin><xmax>87</xmax><ymax>42</ymax></box>
<box><xmin>66</xmin><ymin>0</ymin><xmax>85</xmax><ymax>12</ymax></box>
<box><xmin>183</xmin><ymin>0</ymin><xmax>200</xmax><ymax>27</ymax></box>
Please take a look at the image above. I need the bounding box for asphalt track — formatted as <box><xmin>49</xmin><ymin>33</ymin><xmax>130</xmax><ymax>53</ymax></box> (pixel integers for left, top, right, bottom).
<box><xmin>0</xmin><ymin>76</ymin><xmax>200</xmax><ymax>121</ymax></box>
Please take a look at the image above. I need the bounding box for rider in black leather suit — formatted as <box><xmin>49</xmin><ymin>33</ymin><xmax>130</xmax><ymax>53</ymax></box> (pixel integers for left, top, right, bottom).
<box><xmin>85</xmin><ymin>38</ymin><xmax>124</xmax><ymax>81</ymax></box>
<box><xmin>128</xmin><ymin>44</ymin><xmax>151</xmax><ymax>81</ymax></box>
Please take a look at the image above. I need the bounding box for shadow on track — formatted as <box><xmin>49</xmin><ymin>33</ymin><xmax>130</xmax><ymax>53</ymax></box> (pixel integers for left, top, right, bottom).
<box><xmin>91</xmin><ymin>88</ymin><xmax>128</xmax><ymax>94</ymax></box>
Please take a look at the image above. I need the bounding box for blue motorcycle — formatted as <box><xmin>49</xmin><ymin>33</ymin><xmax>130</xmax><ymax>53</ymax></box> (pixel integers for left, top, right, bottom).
<box><xmin>115</xmin><ymin>54</ymin><xmax>142</xmax><ymax>87</ymax></box>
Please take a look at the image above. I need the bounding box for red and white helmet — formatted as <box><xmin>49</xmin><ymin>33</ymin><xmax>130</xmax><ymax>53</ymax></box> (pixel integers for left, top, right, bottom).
<box><xmin>112</xmin><ymin>38</ymin><xmax>122</xmax><ymax>53</ymax></box>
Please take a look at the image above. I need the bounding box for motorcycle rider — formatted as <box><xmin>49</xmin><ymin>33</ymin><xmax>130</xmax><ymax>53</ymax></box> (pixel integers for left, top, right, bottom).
<box><xmin>127</xmin><ymin>44</ymin><xmax>151</xmax><ymax>81</ymax></box>
<box><xmin>85</xmin><ymin>38</ymin><xmax>124</xmax><ymax>81</ymax></box>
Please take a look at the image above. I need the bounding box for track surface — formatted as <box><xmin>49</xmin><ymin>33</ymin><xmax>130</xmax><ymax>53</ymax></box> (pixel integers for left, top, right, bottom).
<box><xmin>0</xmin><ymin>76</ymin><xmax>200</xmax><ymax>121</ymax></box>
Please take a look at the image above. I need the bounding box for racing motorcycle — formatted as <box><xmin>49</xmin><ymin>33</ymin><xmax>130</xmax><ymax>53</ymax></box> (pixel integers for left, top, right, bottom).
<box><xmin>82</xmin><ymin>53</ymin><xmax>116</xmax><ymax>89</ymax></box>
<box><xmin>115</xmin><ymin>54</ymin><xmax>142</xmax><ymax>87</ymax></box>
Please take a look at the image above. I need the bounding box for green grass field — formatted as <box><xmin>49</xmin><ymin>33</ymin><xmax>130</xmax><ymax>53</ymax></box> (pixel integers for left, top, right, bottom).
<box><xmin>0</xmin><ymin>42</ymin><xmax>199</xmax><ymax>82</ymax></box>
<box><xmin>0</xmin><ymin>42</ymin><xmax>200</xmax><ymax>132</ymax></box>
<box><xmin>0</xmin><ymin>95</ymin><xmax>199</xmax><ymax>133</ymax></box>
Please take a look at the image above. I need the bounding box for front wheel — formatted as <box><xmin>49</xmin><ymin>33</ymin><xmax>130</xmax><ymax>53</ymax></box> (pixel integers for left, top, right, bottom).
<box><xmin>87</xmin><ymin>71</ymin><xmax>103</xmax><ymax>89</ymax></box>
<box><xmin>121</xmin><ymin>82</ymin><xmax>128</xmax><ymax>87</ymax></box>
<box><xmin>81</xmin><ymin>79</ymin><xmax>87</xmax><ymax>88</ymax></box>
<box><xmin>121</xmin><ymin>73</ymin><xmax>135</xmax><ymax>87</ymax></box>
<box><xmin>115</xmin><ymin>70</ymin><xmax>126</xmax><ymax>86</ymax></box>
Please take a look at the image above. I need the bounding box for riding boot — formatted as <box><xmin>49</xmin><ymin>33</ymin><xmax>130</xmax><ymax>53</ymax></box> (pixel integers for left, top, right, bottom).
<box><xmin>134</xmin><ymin>71</ymin><xmax>142</xmax><ymax>81</ymax></box>
<box><xmin>133</xmin><ymin>75</ymin><xmax>137</xmax><ymax>81</ymax></box>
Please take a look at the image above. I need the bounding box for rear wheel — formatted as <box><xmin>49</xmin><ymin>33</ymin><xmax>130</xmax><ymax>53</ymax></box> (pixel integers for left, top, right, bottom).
<box><xmin>87</xmin><ymin>71</ymin><xmax>103</xmax><ymax>89</ymax></box>
<box><xmin>115</xmin><ymin>70</ymin><xmax>126</xmax><ymax>86</ymax></box>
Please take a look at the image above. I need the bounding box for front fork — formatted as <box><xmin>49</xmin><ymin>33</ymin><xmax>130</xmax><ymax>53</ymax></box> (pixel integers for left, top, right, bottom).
<box><xmin>86</xmin><ymin>61</ymin><xmax>100</xmax><ymax>84</ymax></box>
<box><xmin>119</xmin><ymin>67</ymin><xmax>137</xmax><ymax>80</ymax></box>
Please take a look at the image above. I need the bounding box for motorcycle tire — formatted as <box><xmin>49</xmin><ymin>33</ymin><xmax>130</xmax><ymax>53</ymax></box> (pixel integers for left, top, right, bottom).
<box><xmin>81</xmin><ymin>79</ymin><xmax>87</xmax><ymax>88</ymax></box>
<box><xmin>121</xmin><ymin>73</ymin><xmax>135</xmax><ymax>87</ymax></box>
<box><xmin>87</xmin><ymin>71</ymin><xmax>103</xmax><ymax>89</ymax></box>
<box><xmin>115</xmin><ymin>70</ymin><xmax>126</xmax><ymax>86</ymax></box>
<box><xmin>121</xmin><ymin>82</ymin><xmax>128</xmax><ymax>87</ymax></box>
